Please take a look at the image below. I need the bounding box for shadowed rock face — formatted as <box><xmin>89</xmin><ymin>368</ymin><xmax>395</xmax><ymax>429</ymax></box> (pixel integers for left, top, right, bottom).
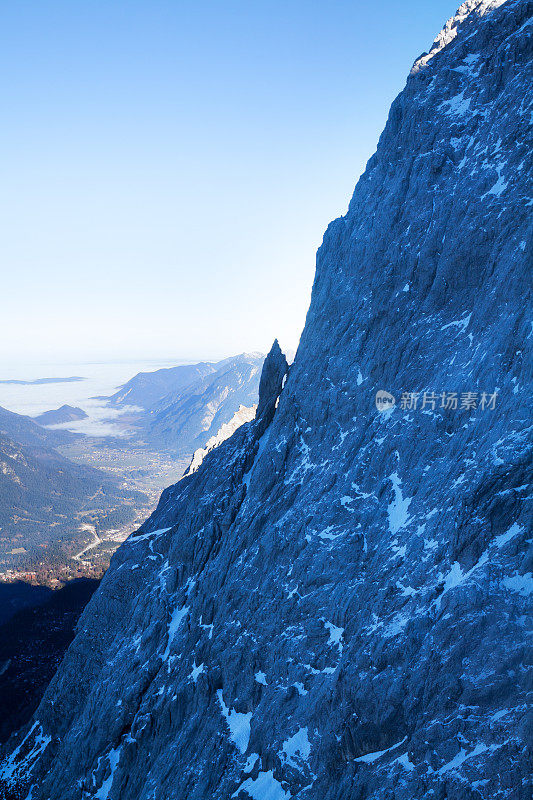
<box><xmin>256</xmin><ymin>340</ymin><xmax>289</xmax><ymax>431</ymax></box>
<box><xmin>1</xmin><ymin>1</ymin><xmax>531</xmax><ymax>799</ymax></box>
<box><xmin>0</xmin><ymin>579</ymin><xmax>100</xmax><ymax>745</ymax></box>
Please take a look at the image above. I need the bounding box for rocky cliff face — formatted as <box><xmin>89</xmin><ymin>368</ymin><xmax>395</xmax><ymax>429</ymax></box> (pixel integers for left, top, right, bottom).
<box><xmin>1</xmin><ymin>1</ymin><xmax>531</xmax><ymax>798</ymax></box>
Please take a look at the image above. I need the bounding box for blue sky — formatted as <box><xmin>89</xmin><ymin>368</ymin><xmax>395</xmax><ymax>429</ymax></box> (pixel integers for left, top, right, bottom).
<box><xmin>1</xmin><ymin>0</ymin><xmax>458</xmax><ymax>364</ymax></box>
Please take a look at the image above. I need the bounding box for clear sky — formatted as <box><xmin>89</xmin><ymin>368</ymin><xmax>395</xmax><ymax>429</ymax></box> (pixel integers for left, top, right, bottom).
<box><xmin>1</xmin><ymin>0</ymin><xmax>459</xmax><ymax>364</ymax></box>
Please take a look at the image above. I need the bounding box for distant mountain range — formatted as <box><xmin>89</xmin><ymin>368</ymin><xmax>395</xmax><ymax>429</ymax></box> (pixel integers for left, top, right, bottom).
<box><xmin>105</xmin><ymin>353</ymin><xmax>265</xmax><ymax>456</ymax></box>
<box><xmin>0</xmin><ymin>353</ymin><xmax>267</xmax><ymax>576</ymax></box>
<box><xmin>34</xmin><ymin>405</ymin><xmax>88</xmax><ymax>426</ymax></box>
<box><xmin>104</xmin><ymin>362</ymin><xmax>218</xmax><ymax>409</ymax></box>
<box><xmin>0</xmin><ymin>377</ymin><xmax>85</xmax><ymax>386</ymax></box>
<box><xmin>144</xmin><ymin>353</ymin><xmax>264</xmax><ymax>455</ymax></box>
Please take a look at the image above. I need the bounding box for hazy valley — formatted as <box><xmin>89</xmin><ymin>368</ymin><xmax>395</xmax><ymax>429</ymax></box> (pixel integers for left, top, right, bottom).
<box><xmin>0</xmin><ymin>352</ymin><xmax>265</xmax><ymax>588</ymax></box>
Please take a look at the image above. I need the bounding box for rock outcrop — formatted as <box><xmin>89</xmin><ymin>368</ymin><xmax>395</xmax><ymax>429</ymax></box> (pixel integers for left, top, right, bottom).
<box><xmin>1</xmin><ymin>1</ymin><xmax>531</xmax><ymax>798</ymax></box>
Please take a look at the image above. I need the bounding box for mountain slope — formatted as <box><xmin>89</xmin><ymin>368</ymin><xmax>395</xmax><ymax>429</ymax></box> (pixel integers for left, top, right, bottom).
<box><xmin>0</xmin><ymin>406</ymin><xmax>76</xmax><ymax>449</ymax></box>
<box><xmin>104</xmin><ymin>362</ymin><xmax>218</xmax><ymax>409</ymax></box>
<box><xmin>0</xmin><ymin>432</ymin><xmax>147</xmax><ymax>575</ymax></box>
<box><xmin>0</xmin><ymin>406</ymin><xmax>149</xmax><ymax>576</ymax></box>
<box><xmin>144</xmin><ymin>353</ymin><xmax>264</xmax><ymax>455</ymax></box>
<box><xmin>33</xmin><ymin>406</ymin><xmax>88</xmax><ymax>426</ymax></box>
<box><xmin>185</xmin><ymin>404</ymin><xmax>258</xmax><ymax>475</ymax></box>
<box><xmin>1</xmin><ymin>2</ymin><xmax>531</xmax><ymax>799</ymax></box>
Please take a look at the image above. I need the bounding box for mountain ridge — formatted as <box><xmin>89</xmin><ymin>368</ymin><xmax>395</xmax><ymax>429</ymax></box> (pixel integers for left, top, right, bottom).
<box><xmin>141</xmin><ymin>352</ymin><xmax>265</xmax><ymax>455</ymax></box>
<box><xmin>33</xmin><ymin>406</ymin><xmax>88</xmax><ymax>426</ymax></box>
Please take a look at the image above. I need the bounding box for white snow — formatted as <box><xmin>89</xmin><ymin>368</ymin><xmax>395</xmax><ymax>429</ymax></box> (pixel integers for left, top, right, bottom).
<box><xmin>162</xmin><ymin>604</ymin><xmax>190</xmax><ymax>661</ymax></box>
<box><xmin>502</xmin><ymin>572</ymin><xmax>532</xmax><ymax>596</ymax></box>
<box><xmin>94</xmin><ymin>746</ymin><xmax>122</xmax><ymax>800</ymax></box>
<box><xmin>436</xmin><ymin>549</ymin><xmax>490</xmax><ymax>608</ymax></box>
<box><xmin>437</xmin><ymin>743</ymin><xmax>489</xmax><ymax>775</ymax></box>
<box><xmin>324</xmin><ymin>621</ymin><xmax>344</xmax><ymax>652</ymax></box>
<box><xmin>232</xmin><ymin>770</ymin><xmax>289</xmax><ymax>800</ymax></box>
<box><xmin>440</xmin><ymin>90</ymin><xmax>471</xmax><ymax>117</ymax></box>
<box><xmin>292</xmin><ymin>682</ymin><xmax>308</xmax><ymax>696</ymax></box>
<box><xmin>354</xmin><ymin>736</ymin><xmax>407</xmax><ymax>763</ymax></box>
<box><xmin>392</xmin><ymin>752</ymin><xmax>416</xmax><ymax>771</ymax></box>
<box><xmin>383</xmin><ymin>613</ymin><xmax>410</xmax><ymax>639</ymax></box>
<box><xmin>387</xmin><ymin>473</ymin><xmax>412</xmax><ymax>535</ymax></box>
<box><xmin>189</xmin><ymin>661</ymin><xmax>205</xmax><ymax>683</ymax></box>
<box><xmin>441</xmin><ymin>312</ymin><xmax>471</xmax><ymax>333</ymax></box>
<box><xmin>281</xmin><ymin>727</ymin><xmax>311</xmax><ymax>767</ymax></box>
<box><xmin>484</xmin><ymin>173</ymin><xmax>508</xmax><ymax>197</ymax></box>
<box><xmin>453</xmin><ymin>53</ymin><xmax>481</xmax><ymax>75</ymax></box>
<box><xmin>391</xmin><ymin>542</ymin><xmax>407</xmax><ymax>559</ymax></box>
<box><xmin>437</xmin><ymin>524</ymin><xmax>529</xmax><ymax>608</ymax></box>
<box><xmin>335</xmin><ymin>428</ymin><xmax>349</xmax><ymax>447</ymax></box>
<box><xmin>318</xmin><ymin>526</ymin><xmax>344</xmax><ymax>541</ymax></box>
<box><xmin>357</xmin><ymin>370</ymin><xmax>364</xmax><ymax>385</ymax></box>
<box><xmin>443</xmin><ymin>561</ymin><xmax>465</xmax><ymax>592</ymax></box>
<box><xmin>413</xmin><ymin>1</ymin><xmax>506</xmax><ymax>74</ymax></box>
<box><xmin>255</xmin><ymin>671</ymin><xmax>267</xmax><ymax>686</ymax></box>
<box><xmin>0</xmin><ymin>721</ymin><xmax>51</xmax><ymax>784</ymax></box>
<box><xmin>217</xmin><ymin>690</ymin><xmax>252</xmax><ymax>754</ymax></box>
<box><xmin>129</xmin><ymin>527</ymin><xmax>171</xmax><ymax>544</ymax></box>
<box><xmin>351</xmin><ymin>483</ymin><xmax>375</xmax><ymax>500</ymax></box>
<box><xmin>490</xmin><ymin>708</ymin><xmax>511</xmax><ymax>722</ymax></box>
<box><xmin>340</xmin><ymin>496</ymin><xmax>356</xmax><ymax>511</ymax></box>
<box><xmin>199</xmin><ymin>616</ymin><xmax>214</xmax><ymax>639</ymax></box>
<box><xmin>396</xmin><ymin>581</ymin><xmax>417</xmax><ymax>597</ymax></box>
<box><xmin>285</xmin><ymin>434</ymin><xmax>329</xmax><ymax>485</ymax></box>
<box><xmin>244</xmin><ymin>753</ymin><xmax>260</xmax><ymax>772</ymax></box>
<box><xmin>494</xmin><ymin>523</ymin><xmax>523</xmax><ymax>549</ymax></box>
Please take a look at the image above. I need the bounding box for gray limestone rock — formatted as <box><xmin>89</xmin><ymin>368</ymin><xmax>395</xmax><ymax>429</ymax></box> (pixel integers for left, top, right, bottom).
<box><xmin>1</xmin><ymin>1</ymin><xmax>531</xmax><ymax>799</ymax></box>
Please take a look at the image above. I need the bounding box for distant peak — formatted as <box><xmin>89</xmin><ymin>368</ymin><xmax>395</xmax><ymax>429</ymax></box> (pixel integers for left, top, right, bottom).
<box><xmin>34</xmin><ymin>405</ymin><xmax>88</xmax><ymax>425</ymax></box>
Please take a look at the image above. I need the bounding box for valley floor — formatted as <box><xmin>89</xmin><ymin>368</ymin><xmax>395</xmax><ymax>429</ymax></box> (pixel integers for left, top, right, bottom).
<box><xmin>0</xmin><ymin>438</ymin><xmax>189</xmax><ymax>587</ymax></box>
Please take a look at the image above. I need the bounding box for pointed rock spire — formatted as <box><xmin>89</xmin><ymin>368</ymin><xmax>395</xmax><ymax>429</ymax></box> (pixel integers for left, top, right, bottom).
<box><xmin>256</xmin><ymin>339</ymin><xmax>288</xmax><ymax>427</ymax></box>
